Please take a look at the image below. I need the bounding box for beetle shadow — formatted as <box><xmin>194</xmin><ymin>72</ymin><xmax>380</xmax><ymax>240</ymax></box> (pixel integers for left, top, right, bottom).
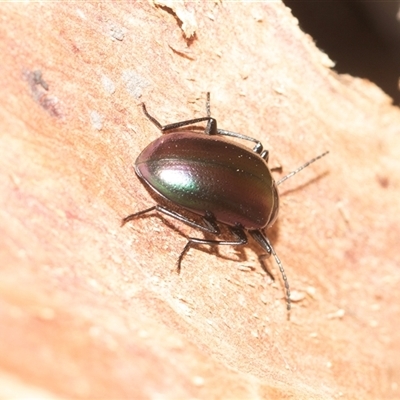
<box><xmin>126</xmin><ymin>209</ymin><xmax>251</xmax><ymax>265</ymax></box>
<box><xmin>127</xmin><ymin>204</ymin><xmax>283</xmax><ymax>278</ymax></box>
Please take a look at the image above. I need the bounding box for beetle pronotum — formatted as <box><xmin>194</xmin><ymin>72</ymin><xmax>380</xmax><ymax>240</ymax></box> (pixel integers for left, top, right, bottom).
<box><xmin>122</xmin><ymin>93</ymin><xmax>328</xmax><ymax>311</ymax></box>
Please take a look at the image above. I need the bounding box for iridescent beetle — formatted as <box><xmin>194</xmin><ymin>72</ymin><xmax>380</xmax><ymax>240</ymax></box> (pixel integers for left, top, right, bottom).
<box><xmin>122</xmin><ymin>94</ymin><xmax>328</xmax><ymax>311</ymax></box>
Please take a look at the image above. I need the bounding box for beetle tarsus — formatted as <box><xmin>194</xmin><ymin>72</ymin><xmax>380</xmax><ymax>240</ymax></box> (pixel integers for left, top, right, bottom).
<box><xmin>141</xmin><ymin>103</ymin><xmax>164</xmax><ymax>131</ymax></box>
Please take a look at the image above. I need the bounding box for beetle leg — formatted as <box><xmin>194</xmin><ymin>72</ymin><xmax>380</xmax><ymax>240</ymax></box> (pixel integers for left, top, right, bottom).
<box><xmin>157</xmin><ymin>206</ymin><xmax>222</xmax><ymax>234</ymax></box>
<box><xmin>142</xmin><ymin>92</ymin><xmax>219</xmax><ymax>135</ymax></box>
<box><xmin>248</xmin><ymin>230</ymin><xmax>275</xmax><ymax>280</ymax></box>
<box><xmin>249</xmin><ymin>230</ymin><xmax>291</xmax><ymax>311</ymax></box>
<box><xmin>121</xmin><ymin>206</ymin><xmax>157</xmax><ymax>226</ymax></box>
<box><xmin>141</xmin><ymin>104</ymin><xmax>218</xmax><ymax>134</ymax></box>
<box><xmin>122</xmin><ymin>205</ymin><xmax>220</xmax><ymax>234</ymax></box>
<box><xmin>177</xmin><ymin>226</ymin><xmax>248</xmax><ymax>273</ymax></box>
<box><xmin>260</xmin><ymin>149</ymin><xmax>269</xmax><ymax>161</ymax></box>
<box><xmin>217</xmin><ymin>128</ymin><xmax>264</xmax><ymax>151</ymax></box>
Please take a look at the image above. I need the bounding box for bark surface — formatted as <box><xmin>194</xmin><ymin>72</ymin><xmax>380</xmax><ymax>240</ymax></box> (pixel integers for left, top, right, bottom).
<box><xmin>1</xmin><ymin>2</ymin><xmax>400</xmax><ymax>399</ymax></box>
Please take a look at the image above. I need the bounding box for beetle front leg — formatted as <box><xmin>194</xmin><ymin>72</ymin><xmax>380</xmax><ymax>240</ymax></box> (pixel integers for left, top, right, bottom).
<box><xmin>142</xmin><ymin>104</ymin><xmax>216</xmax><ymax>134</ymax></box>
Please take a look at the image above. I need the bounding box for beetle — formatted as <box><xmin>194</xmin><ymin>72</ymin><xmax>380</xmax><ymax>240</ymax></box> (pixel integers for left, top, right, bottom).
<box><xmin>122</xmin><ymin>93</ymin><xmax>328</xmax><ymax>311</ymax></box>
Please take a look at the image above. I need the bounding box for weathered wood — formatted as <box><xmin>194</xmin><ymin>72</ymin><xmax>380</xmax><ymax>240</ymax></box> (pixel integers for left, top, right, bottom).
<box><xmin>1</xmin><ymin>2</ymin><xmax>399</xmax><ymax>398</ymax></box>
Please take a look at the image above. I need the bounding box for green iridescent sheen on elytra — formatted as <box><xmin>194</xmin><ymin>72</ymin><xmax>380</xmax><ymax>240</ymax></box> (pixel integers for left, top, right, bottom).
<box><xmin>135</xmin><ymin>131</ymin><xmax>278</xmax><ymax>230</ymax></box>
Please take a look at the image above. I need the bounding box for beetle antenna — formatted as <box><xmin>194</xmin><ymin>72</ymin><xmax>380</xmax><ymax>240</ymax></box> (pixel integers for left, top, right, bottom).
<box><xmin>206</xmin><ymin>92</ymin><xmax>211</xmax><ymax>117</ymax></box>
<box><xmin>250</xmin><ymin>231</ymin><xmax>291</xmax><ymax>312</ymax></box>
<box><xmin>276</xmin><ymin>151</ymin><xmax>329</xmax><ymax>186</ymax></box>
<box><xmin>268</xmin><ymin>241</ymin><xmax>291</xmax><ymax>312</ymax></box>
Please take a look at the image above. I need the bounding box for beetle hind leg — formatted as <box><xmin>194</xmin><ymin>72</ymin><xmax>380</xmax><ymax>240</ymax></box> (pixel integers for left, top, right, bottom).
<box><xmin>177</xmin><ymin>225</ymin><xmax>248</xmax><ymax>273</ymax></box>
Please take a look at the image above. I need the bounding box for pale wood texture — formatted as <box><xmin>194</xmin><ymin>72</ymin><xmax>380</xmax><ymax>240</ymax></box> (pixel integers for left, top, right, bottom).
<box><xmin>1</xmin><ymin>2</ymin><xmax>400</xmax><ymax>399</ymax></box>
